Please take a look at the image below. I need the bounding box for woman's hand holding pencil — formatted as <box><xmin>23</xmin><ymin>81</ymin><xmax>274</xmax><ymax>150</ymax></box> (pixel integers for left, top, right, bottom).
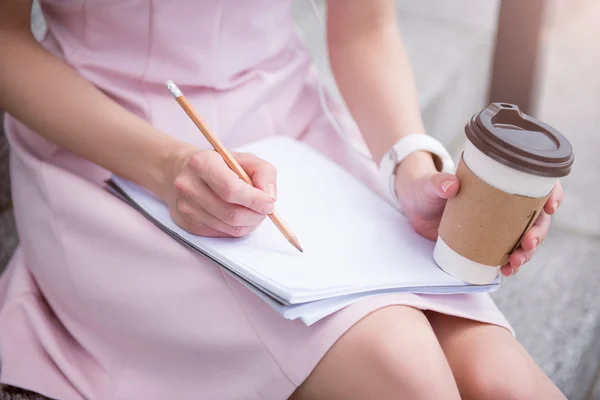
<box><xmin>165</xmin><ymin>81</ymin><xmax>303</xmax><ymax>251</ymax></box>
<box><xmin>165</xmin><ymin>146</ymin><xmax>280</xmax><ymax>239</ymax></box>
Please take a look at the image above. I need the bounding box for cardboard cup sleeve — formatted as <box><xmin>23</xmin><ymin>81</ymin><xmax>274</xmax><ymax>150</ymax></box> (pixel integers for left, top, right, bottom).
<box><xmin>439</xmin><ymin>156</ymin><xmax>551</xmax><ymax>267</ymax></box>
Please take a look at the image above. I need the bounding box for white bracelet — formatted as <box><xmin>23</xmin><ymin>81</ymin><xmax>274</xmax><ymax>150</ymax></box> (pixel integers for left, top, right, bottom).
<box><xmin>378</xmin><ymin>133</ymin><xmax>455</xmax><ymax>213</ymax></box>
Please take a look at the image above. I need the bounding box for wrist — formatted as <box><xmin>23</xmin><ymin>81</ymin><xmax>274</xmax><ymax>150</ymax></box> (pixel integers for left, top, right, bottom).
<box><xmin>394</xmin><ymin>151</ymin><xmax>437</xmax><ymax>204</ymax></box>
<box><xmin>395</xmin><ymin>150</ymin><xmax>437</xmax><ymax>183</ymax></box>
<box><xmin>378</xmin><ymin>133</ymin><xmax>454</xmax><ymax>212</ymax></box>
<box><xmin>146</xmin><ymin>138</ymin><xmax>197</xmax><ymax>201</ymax></box>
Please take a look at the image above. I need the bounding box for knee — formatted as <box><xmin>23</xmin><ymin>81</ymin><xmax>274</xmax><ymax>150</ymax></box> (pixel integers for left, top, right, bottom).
<box><xmin>350</xmin><ymin>306</ymin><xmax>460</xmax><ymax>398</ymax></box>
<box><xmin>294</xmin><ymin>306</ymin><xmax>462</xmax><ymax>400</ymax></box>
<box><xmin>463</xmin><ymin>367</ymin><xmax>563</xmax><ymax>400</ymax></box>
<box><xmin>467</xmin><ymin>373</ymin><xmax>534</xmax><ymax>400</ymax></box>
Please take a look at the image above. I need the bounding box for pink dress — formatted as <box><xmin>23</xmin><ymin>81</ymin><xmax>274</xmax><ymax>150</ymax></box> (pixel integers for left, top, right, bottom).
<box><xmin>0</xmin><ymin>1</ymin><xmax>511</xmax><ymax>399</ymax></box>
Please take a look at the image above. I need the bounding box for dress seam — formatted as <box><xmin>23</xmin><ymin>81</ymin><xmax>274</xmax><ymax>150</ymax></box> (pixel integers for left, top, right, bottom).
<box><xmin>213</xmin><ymin>4</ymin><xmax>222</xmax><ymax>86</ymax></box>
<box><xmin>137</xmin><ymin>0</ymin><xmax>154</xmax><ymax>123</ymax></box>
<box><xmin>59</xmin><ymin>0</ymin><xmax>87</xmax><ymax>62</ymax></box>
<box><xmin>217</xmin><ymin>269</ymin><xmax>298</xmax><ymax>390</ymax></box>
<box><xmin>213</xmin><ymin>4</ymin><xmax>223</xmax><ymax>136</ymax></box>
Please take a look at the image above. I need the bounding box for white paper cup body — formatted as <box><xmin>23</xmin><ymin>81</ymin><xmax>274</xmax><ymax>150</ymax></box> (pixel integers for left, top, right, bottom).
<box><xmin>433</xmin><ymin>140</ymin><xmax>558</xmax><ymax>284</ymax></box>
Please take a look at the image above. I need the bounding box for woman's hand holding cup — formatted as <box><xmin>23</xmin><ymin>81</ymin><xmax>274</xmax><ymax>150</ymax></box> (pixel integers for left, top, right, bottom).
<box><xmin>394</xmin><ymin>151</ymin><xmax>565</xmax><ymax>278</ymax></box>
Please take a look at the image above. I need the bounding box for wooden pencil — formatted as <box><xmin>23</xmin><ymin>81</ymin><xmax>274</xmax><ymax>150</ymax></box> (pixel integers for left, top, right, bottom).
<box><xmin>166</xmin><ymin>80</ymin><xmax>303</xmax><ymax>252</ymax></box>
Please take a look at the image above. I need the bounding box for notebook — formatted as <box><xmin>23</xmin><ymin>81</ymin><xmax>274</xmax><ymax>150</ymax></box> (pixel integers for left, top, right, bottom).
<box><xmin>107</xmin><ymin>136</ymin><xmax>499</xmax><ymax>325</ymax></box>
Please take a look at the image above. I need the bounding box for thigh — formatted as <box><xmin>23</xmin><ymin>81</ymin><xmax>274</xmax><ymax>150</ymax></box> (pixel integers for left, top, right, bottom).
<box><xmin>290</xmin><ymin>306</ymin><xmax>461</xmax><ymax>400</ymax></box>
<box><xmin>426</xmin><ymin>311</ymin><xmax>566</xmax><ymax>400</ymax></box>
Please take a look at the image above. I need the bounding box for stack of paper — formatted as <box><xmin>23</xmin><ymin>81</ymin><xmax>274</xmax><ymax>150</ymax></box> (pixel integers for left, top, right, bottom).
<box><xmin>107</xmin><ymin>136</ymin><xmax>498</xmax><ymax>325</ymax></box>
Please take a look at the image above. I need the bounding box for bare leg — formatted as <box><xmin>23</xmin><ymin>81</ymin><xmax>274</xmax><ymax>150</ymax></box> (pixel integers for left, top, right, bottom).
<box><xmin>290</xmin><ymin>306</ymin><xmax>461</xmax><ymax>400</ymax></box>
<box><xmin>426</xmin><ymin>311</ymin><xmax>566</xmax><ymax>400</ymax></box>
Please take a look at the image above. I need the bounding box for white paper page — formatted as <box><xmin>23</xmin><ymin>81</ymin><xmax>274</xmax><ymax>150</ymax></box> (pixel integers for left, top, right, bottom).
<box><xmin>226</xmin><ymin>268</ymin><xmax>498</xmax><ymax>326</ymax></box>
<box><xmin>111</xmin><ymin>136</ymin><xmax>498</xmax><ymax>304</ymax></box>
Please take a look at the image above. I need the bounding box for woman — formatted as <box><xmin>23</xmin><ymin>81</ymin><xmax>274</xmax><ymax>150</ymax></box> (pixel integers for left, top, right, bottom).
<box><xmin>0</xmin><ymin>0</ymin><xmax>565</xmax><ymax>399</ymax></box>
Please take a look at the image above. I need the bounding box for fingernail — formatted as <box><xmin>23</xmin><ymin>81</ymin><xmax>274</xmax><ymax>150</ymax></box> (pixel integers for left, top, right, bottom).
<box><xmin>553</xmin><ymin>200</ymin><xmax>559</xmax><ymax>212</ymax></box>
<box><xmin>266</xmin><ymin>183</ymin><xmax>277</xmax><ymax>200</ymax></box>
<box><xmin>508</xmin><ymin>266</ymin><xmax>515</xmax><ymax>277</ymax></box>
<box><xmin>441</xmin><ymin>181</ymin><xmax>455</xmax><ymax>193</ymax></box>
<box><xmin>262</xmin><ymin>202</ymin><xmax>274</xmax><ymax>214</ymax></box>
<box><xmin>533</xmin><ymin>238</ymin><xmax>539</xmax><ymax>247</ymax></box>
<box><xmin>519</xmin><ymin>255</ymin><xmax>526</xmax><ymax>266</ymax></box>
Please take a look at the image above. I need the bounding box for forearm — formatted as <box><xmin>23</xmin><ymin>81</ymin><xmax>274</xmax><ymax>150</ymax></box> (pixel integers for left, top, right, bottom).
<box><xmin>0</xmin><ymin>15</ymin><xmax>186</xmax><ymax>198</ymax></box>
<box><xmin>326</xmin><ymin>0</ymin><xmax>431</xmax><ymax>169</ymax></box>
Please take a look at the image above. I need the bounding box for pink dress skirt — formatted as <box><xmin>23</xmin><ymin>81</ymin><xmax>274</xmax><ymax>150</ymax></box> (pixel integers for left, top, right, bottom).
<box><xmin>0</xmin><ymin>1</ymin><xmax>511</xmax><ymax>398</ymax></box>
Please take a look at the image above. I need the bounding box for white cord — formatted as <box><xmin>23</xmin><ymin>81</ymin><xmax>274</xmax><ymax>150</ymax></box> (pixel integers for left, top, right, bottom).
<box><xmin>308</xmin><ymin>0</ymin><xmax>325</xmax><ymax>26</ymax></box>
<box><xmin>308</xmin><ymin>0</ymin><xmax>374</xmax><ymax>161</ymax></box>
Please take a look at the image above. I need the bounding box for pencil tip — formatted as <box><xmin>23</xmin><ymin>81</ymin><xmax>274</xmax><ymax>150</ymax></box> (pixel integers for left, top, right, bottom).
<box><xmin>289</xmin><ymin>237</ymin><xmax>303</xmax><ymax>253</ymax></box>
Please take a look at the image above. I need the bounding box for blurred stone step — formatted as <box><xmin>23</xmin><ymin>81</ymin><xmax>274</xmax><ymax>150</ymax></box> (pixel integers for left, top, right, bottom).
<box><xmin>591</xmin><ymin>370</ymin><xmax>600</xmax><ymax>400</ymax></box>
<box><xmin>0</xmin><ymin>210</ymin><xmax>17</xmax><ymax>272</ymax></box>
<box><xmin>0</xmin><ymin>109</ymin><xmax>18</xmax><ymax>274</ymax></box>
<box><xmin>490</xmin><ymin>228</ymin><xmax>600</xmax><ymax>400</ymax></box>
<box><xmin>0</xmin><ymin>112</ymin><xmax>10</xmax><ymax>212</ymax></box>
<box><xmin>536</xmin><ymin>0</ymin><xmax>600</xmax><ymax>237</ymax></box>
<box><xmin>527</xmin><ymin>4</ymin><xmax>600</xmax><ymax>398</ymax></box>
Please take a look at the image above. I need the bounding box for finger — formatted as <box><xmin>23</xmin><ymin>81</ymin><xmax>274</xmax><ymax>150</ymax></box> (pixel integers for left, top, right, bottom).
<box><xmin>500</xmin><ymin>247</ymin><xmax>535</xmax><ymax>277</ymax></box>
<box><xmin>191</xmin><ymin>152</ymin><xmax>274</xmax><ymax>214</ymax></box>
<box><xmin>520</xmin><ymin>211</ymin><xmax>551</xmax><ymax>251</ymax></box>
<box><xmin>170</xmin><ymin>208</ymin><xmax>229</xmax><ymax>237</ymax></box>
<box><xmin>175</xmin><ymin>199</ymin><xmax>259</xmax><ymax>238</ymax></box>
<box><xmin>500</xmin><ymin>264</ymin><xmax>514</xmax><ymax>277</ymax></box>
<box><xmin>421</xmin><ymin>173</ymin><xmax>460</xmax><ymax>202</ymax></box>
<box><xmin>507</xmin><ymin>247</ymin><xmax>536</xmax><ymax>273</ymax></box>
<box><xmin>544</xmin><ymin>180</ymin><xmax>564</xmax><ymax>215</ymax></box>
<box><xmin>178</xmin><ymin>179</ymin><xmax>266</xmax><ymax>227</ymax></box>
<box><xmin>234</xmin><ymin>152</ymin><xmax>278</xmax><ymax>199</ymax></box>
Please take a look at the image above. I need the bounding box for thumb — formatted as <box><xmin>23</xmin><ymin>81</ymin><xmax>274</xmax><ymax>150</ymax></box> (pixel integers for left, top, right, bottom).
<box><xmin>234</xmin><ymin>152</ymin><xmax>278</xmax><ymax>200</ymax></box>
<box><xmin>421</xmin><ymin>173</ymin><xmax>460</xmax><ymax>202</ymax></box>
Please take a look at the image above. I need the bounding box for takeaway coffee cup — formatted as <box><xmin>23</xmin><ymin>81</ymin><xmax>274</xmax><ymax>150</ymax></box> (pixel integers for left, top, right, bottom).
<box><xmin>434</xmin><ymin>103</ymin><xmax>574</xmax><ymax>284</ymax></box>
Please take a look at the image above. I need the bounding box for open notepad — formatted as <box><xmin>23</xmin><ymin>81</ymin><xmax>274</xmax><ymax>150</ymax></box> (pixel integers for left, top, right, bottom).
<box><xmin>107</xmin><ymin>136</ymin><xmax>499</xmax><ymax>325</ymax></box>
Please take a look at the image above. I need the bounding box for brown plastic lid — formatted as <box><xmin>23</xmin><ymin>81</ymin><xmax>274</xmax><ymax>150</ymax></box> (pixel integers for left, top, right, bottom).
<box><xmin>465</xmin><ymin>103</ymin><xmax>574</xmax><ymax>177</ymax></box>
